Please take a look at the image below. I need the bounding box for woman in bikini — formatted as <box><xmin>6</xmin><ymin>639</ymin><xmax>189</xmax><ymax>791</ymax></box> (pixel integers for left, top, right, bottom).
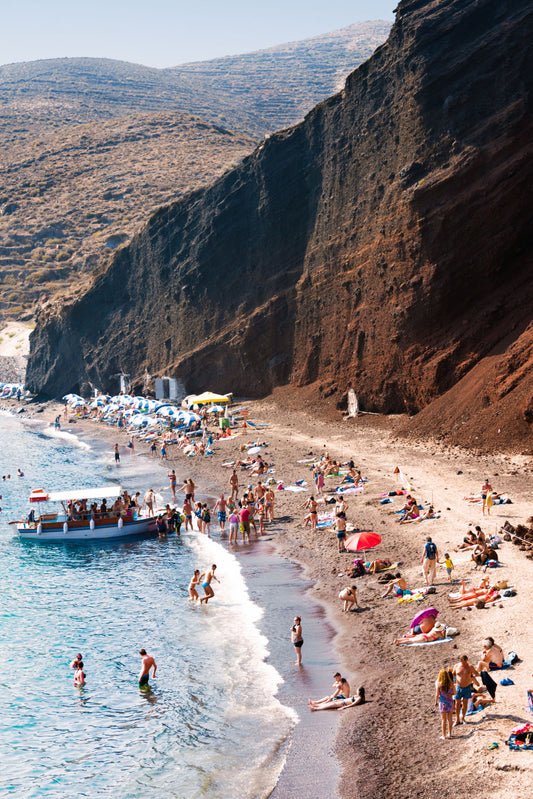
<box><xmin>189</xmin><ymin>569</ymin><xmax>202</xmax><ymax>601</ymax></box>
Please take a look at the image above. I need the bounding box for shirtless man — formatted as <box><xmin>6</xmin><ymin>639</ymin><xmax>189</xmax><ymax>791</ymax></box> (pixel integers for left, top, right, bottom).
<box><xmin>477</xmin><ymin>637</ymin><xmax>505</xmax><ymax>672</ymax></box>
<box><xmin>138</xmin><ymin>648</ymin><xmax>157</xmax><ymax>687</ymax></box>
<box><xmin>310</xmin><ymin>673</ymin><xmax>351</xmax><ymax>706</ymax></box>
<box><xmin>213</xmin><ymin>494</ymin><xmax>227</xmax><ymax>532</ymax></box>
<box><xmin>481</xmin><ymin>479</ymin><xmax>492</xmax><ymax>515</ymax></box>
<box><xmin>199</xmin><ymin>565</ymin><xmax>219</xmax><ymax>604</ymax></box>
<box><xmin>182</xmin><ymin>497</ymin><xmax>193</xmax><ymax>531</ymax></box>
<box><xmin>230</xmin><ymin>469</ymin><xmax>239</xmax><ymax>501</ymax></box>
<box><xmin>255</xmin><ymin>481</ymin><xmax>265</xmax><ymax>501</ymax></box>
<box><xmin>182</xmin><ymin>478</ymin><xmax>195</xmax><ymax>502</ymax></box>
<box><xmin>335</xmin><ymin>512</ymin><xmax>347</xmax><ymax>551</ymax></box>
<box><xmin>381</xmin><ymin>576</ymin><xmax>410</xmax><ymax>599</ymax></box>
<box><xmin>453</xmin><ymin>655</ymin><xmax>479</xmax><ymax>724</ymax></box>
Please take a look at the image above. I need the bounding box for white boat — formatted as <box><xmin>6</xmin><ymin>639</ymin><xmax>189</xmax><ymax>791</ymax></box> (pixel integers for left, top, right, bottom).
<box><xmin>14</xmin><ymin>486</ymin><xmax>158</xmax><ymax>542</ymax></box>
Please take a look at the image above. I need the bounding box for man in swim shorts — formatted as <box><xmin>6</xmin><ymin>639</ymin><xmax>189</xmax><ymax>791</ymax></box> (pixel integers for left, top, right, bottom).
<box><xmin>213</xmin><ymin>494</ymin><xmax>227</xmax><ymax>532</ymax></box>
<box><xmin>114</xmin><ymin>444</ymin><xmax>120</xmax><ymax>464</ymax></box>
<box><xmin>199</xmin><ymin>565</ymin><xmax>219</xmax><ymax>604</ymax></box>
<box><xmin>138</xmin><ymin>648</ymin><xmax>157</xmax><ymax>687</ymax></box>
<box><xmin>453</xmin><ymin>655</ymin><xmax>479</xmax><ymax>725</ymax></box>
<box><xmin>335</xmin><ymin>512</ymin><xmax>347</xmax><ymax>551</ymax></box>
<box><xmin>381</xmin><ymin>576</ymin><xmax>410</xmax><ymax>599</ymax></box>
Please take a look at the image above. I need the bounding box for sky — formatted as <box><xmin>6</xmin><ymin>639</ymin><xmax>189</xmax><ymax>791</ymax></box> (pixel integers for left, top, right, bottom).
<box><xmin>0</xmin><ymin>0</ymin><xmax>396</xmax><ymax>69</ymax></box>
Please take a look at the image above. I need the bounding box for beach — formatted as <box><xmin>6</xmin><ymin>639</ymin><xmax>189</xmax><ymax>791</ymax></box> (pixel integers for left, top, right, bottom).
<box><xmin>7</xmin><ymin>393</ymin><xmax>533</xmax><ymax>799</ymax></box>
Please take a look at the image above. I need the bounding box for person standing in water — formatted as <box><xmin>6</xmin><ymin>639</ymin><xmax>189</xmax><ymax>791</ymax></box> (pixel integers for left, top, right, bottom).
<box><xmin>74</xmin><ymin>661</ymin><xmax>86</xmax><ymax>687</ymax></box>
<box><xmin>189</xmin><ymin>569</ymin><xmax>202</xmax><ymax>600</ymax></box>
<box><xmin>291</xmin><ymin>616</ymin><xmax>303</xmax><ymax>665</ymax></box>
<box><xmin>138</xmin><ymin>649</ymin><xmax>157</xmax><ymax>687</ymax></box>
<box><xmin>114</xmin><ymin>444</ymin><xmax>120</xmax><ymax>465</ymax></box>
<box><xmin>199</xmin><ymin>565</ymin><xmax>219</xmax><ymax>604</ymax></box>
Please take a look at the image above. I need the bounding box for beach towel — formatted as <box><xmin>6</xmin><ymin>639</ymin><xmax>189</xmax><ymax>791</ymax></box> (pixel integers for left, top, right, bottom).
<box><xmin>284</xmin><ymin>486</ymin><xmax>308</xmax><ymax>493</ymax></box>
<box><xmin>335</xmin><ymin>486</ymin><xmax>365</xmax><ymax>495</ymax></box>
<box><xmin>506</xmin><ymin>723</ymin><xmax>533</xmax><ymax>750</ymax></box>
<box><xmin>399</xmin><ymin>637</ymin><xmax>453</xmax><ymax>647</ymax></box>
<box><xmin>297</xmin><ymin>458</ymin><xmax>316</xmax><ymax>464</ymax></box>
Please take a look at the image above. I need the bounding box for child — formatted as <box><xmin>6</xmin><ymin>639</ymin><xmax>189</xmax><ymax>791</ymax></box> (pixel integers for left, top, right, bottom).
<box><xmin>229</xmin><ymin>511</ymin><xmax>239</xmax><ymax>543</ymax></box>
<box><xmin>440</xmin><ymin>552</ymin><xmax>454</xmax><ymax>582</ymax></box>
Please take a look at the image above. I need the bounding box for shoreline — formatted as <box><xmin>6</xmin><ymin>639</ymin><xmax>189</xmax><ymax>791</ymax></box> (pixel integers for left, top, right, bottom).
<box><xmin>7</xmin><ymin>397</ymin><xmax>533</xmax><ymax>798</ymax></box>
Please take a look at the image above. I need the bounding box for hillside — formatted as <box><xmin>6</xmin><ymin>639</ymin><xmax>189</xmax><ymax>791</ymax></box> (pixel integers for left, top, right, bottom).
<box><xmin>0</xmin><ymin>112</ymin><xmax>254</xmax><ymax>319</ymax></box>
<box><xmin>0</xmin><ymin>21</ymin><xmax>390</xmax><ymax>322</ymax></box>
<box><xmin>26</xmin><ymin>0</ymin><xmax>533</xmax><ymax>450</ymax></box>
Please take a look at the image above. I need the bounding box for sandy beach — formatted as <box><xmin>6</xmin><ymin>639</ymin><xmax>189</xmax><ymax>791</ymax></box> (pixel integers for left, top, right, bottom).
<box><xmin>9</xmin><ymin>393</ymin><xmax>533</xmax><ymax>799</ymax></box>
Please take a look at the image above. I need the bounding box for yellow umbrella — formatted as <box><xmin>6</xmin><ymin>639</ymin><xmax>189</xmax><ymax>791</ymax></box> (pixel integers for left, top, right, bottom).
<box><xmin>188</xmin><ymin>391</ymin><xmax>230</xmax><ymax>404</ymax></box>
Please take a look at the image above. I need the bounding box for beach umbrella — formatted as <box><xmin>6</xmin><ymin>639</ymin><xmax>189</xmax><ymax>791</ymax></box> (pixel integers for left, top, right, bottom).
<box><xmin>206</xmin><ymin>404</ymin><xmax>225</xmax><ymax>413</ymax></box>
<box><xmin>63</xmin><ymin>393</ymin><xmax>83</xmax><ymax>402</ymax></box>
<box><xmin>71</xmin><ymin>400</ymin><xmax>87</xmax><ymax>409</ymax></box>
<box><xmin>187</xmin><ymin>391</ymin><xmax>230</xmax><ymax>406</ymax></box>
<box><xmin>345</xmin><ymin>531</ymin><xmax>381</xmax><ymax>552</ymax></box>
<box><xmin>410</xmin><ymin>608</ymin><xmax>438</xmax><ymax>629</ymax></box>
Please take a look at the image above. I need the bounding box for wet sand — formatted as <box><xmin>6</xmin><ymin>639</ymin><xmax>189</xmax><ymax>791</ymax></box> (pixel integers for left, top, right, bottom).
<box><xmin>14</xmin><ymin>397</ymin><xmax>533</xmax><ymax>799</ymax></box>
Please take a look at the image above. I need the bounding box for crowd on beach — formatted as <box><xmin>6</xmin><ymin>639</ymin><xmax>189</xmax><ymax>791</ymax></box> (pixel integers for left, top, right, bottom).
<box><xmin>34</xmin><ymin>392</ymin><xmax>532</xmax><ymax>753</ymax></box>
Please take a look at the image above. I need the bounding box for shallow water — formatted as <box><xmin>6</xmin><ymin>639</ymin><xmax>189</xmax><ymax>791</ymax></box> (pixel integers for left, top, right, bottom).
<box><xmin>0</xmin><ymin>413</ymin><xmax>295</xmax><ymax>798</ymax></box>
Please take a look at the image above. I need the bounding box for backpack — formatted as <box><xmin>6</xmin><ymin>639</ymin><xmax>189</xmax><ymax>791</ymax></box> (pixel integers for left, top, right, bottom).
<box><xmin>425</xmin><ymin>542</ymin><xmax>437</xmax><ymax>559</ymax></box>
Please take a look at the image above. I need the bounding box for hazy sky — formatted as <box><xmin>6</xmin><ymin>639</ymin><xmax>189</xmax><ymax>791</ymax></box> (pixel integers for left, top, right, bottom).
<box><xmin>1</xmin><ymin>0</ymin><xmax>396</xmax><ymax>69</ymax></box>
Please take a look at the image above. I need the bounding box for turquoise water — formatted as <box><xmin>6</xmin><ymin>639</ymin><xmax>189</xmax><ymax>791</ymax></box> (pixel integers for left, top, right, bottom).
<box><xmin>0</xmin><ymin>413</ymin><xmax>294</xmax><ymax>798</ymax></box>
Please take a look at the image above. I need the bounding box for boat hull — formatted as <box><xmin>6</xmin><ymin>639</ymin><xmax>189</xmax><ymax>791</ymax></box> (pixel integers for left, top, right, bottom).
<box><xmin>17</xmin><ymin>516</ymin><xmax>158</xmax><ymax>542</ymax></box>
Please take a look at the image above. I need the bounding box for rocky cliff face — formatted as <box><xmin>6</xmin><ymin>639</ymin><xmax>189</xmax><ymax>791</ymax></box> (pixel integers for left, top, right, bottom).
<box><xmin>27</xmin><ymin>0</ymin><xmax>533</xmax><ymax>446</ymax></box>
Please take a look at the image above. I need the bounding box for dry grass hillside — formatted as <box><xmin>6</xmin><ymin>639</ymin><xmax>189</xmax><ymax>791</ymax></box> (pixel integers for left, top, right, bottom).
<box><xmin>0</xmin><ymin>113</ymin><xmax>254</xmax><ymax>319</ymax></box>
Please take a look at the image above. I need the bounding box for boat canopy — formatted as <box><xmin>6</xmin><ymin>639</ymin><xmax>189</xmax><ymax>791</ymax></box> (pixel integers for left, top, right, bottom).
<box><xmin>30</xmin><ymin>486</ymin><xmax>122</xmax><ymax>503</ymax></box>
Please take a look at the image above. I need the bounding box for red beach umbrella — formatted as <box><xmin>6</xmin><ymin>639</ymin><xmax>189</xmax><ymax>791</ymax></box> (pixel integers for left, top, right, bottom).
<box><xmin>410</xmin><ymin>608</ymin><xmax>438</xmax><ymax>629</ymax></box>
<box><xmin>345</xmin><ymin>531</ymin><xmax>381</xmax><ymax>552</ymax></box>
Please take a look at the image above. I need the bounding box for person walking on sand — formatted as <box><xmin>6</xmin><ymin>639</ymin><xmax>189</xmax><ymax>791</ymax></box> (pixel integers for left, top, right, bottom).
<box><xmin>481</xmin><ymin>478</ymin><xmax>492</xmax><ymax>515</ymax></box>
<box><xmin>439</xmin><ymin>552</ymin><xmax>454</xmax><ymax>582</ymax></box>
<box><xmin>314</xmin><ymin>466</ymin><xmax>324</xmax><ymax>495</ymax></box>
<box><xmin>452</xmin><ymin>655</ymin><xmax>479</xmax><ymax>725</ymax></box>
<box><xmin>114</xmin><ymin>444</ymin><xmax>120</xmax><ymax>465</ymax></box>
<box><xmin>421</xmin><ymin>537</ymin><xmax>439</xmax><ymax>586</ymax></box>
<box><xmin>435</xmin><ymin>668</ymin><xmax>455</xmax><ymax>739</ymax></box>
<box><xmin>183</xmin><ymin>497</ymin><xmax>193</xmax><ymax>531</ymax></box>
<box><xmin>138</xmin><ymin>649</ymin><xmax>157</xmax><ymax>687</ymax></box>
<box><xmin>230</xmin><ymin>469</ymin><xmax>239</xmax><ymax>501</ymax></box>
<box><xmin>168</xmin><ymin>470</ymin><xmax>177</xmax><ymax>501</ymax></box>
<box><xmin>199</xmin><ymin>565</ymin><xmax>219</xmax><ymax>604</ymax></box>
<box><xmin>188</xmin><ymin>569</ymin><xmax>202</xmax><ymax>601</ymax></box>
<box><xmin>291</xmin><ymin>616</ymin><xmax>303</xmax><ymax>665</ymax></box>
<box><xmin>335</xmin><ymin>512</ymin><xmax>347</xmax><ymax>552</ymax></box>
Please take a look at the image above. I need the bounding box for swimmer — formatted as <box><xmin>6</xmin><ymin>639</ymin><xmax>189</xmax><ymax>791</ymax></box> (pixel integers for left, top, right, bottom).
<box><xmin>199</xmin><ymin>565</ymin><xmax>219</xmax><ymax>604</ymax></box>
<box><xmin>309</xmin><ymin>686</ymin><xmax>365</xmax><ymax>711</ymax></box>
<box><xmin>70</xmin><ymin>653</ymin><xmax>83</xmax><ymax>669</ymax></box>
<box><xmin>17</xmin><ymin>468</ymin><xmax>24</xmax><ymax>477</ymax></box>
<box><xmin>138</xmin><ymin>648</ymin><xmax>157</xmax><ymax>687</ymax></box>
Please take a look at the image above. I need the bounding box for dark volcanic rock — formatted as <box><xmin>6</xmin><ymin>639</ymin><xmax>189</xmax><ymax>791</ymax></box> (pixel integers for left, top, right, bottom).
<box><xmin>27</xmin><ymin>0</ymin><xmax>533</xmax><ymax>449</ymax></box>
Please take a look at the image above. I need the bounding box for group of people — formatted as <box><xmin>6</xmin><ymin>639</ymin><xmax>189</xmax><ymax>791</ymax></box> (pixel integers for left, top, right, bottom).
<box><xmin>69</xmin><ymin>650</ymin><xmax>158</xmax><ymax>689</ymax></box>
<box><xmin>434</xmin><ymin>638</ymin><xmax>505</xmax><ymax>738</ymax></box>
<box><xmin>188</xmin><ymin>565</ymin><xmax>220</xmax><ymax>604</ymax></box>
<box><xmin>308</xmin><ymin>672</ymin><xmax>366</xmax><ymax>712</ymax></box>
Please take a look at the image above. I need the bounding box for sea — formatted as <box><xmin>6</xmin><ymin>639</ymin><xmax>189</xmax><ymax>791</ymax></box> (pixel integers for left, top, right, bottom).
<box><xmin>0</xmin><ymin>410</ymin><xmax>342</xmax><ymax>798</ymax></box>
<box><xmin>0</xmin><ymin>410</ymin><xmax>303</xmax><ymax>798</ymax></box>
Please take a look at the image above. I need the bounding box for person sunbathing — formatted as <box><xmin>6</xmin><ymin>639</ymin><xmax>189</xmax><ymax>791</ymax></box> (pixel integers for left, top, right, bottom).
<box><xmin>477</xmin><ymin>637</ymin><xmax>505</xmax><ymax>672</ymax></box>
<box><xmin>472</xmin><ymin>541</ymin><xmax>498</xmax><ymax>567</ymax></box>
<box><xmin>309</xmin><ymin>686</ymin><xmax>365</xmax><ymax>711</ymax></box>
<box><xmin>448</xmin><ymin>585</ymin><xmax>500</xmax><ymax>608</ymax></box>
<box><xmin>455</xmin><ymin>530</ymin><xmax>478</xmax><ymax>551</ymax></box>
<box><xmin>399</xmin><ymin>503</ymin><xmax>420</xmax><ymax>523</ymax></box>
<box><xmin>394</xmin><ymin>621</ymin><xmax>446</xmax><ymax>646</ymax></box>
<box><xmin>367</xmin><ymin>559</ymin><xmax>392</xmax><ymax>573</ymax></box>
<box><xmin>310</xmin><ymin>674</ymin><xmax>351</xmax><ymax>706</ymax></box>
<box><xmin>381</xmin><ymin>576</ymin><xmax>410</xmax><ymax>598</ymax></box>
